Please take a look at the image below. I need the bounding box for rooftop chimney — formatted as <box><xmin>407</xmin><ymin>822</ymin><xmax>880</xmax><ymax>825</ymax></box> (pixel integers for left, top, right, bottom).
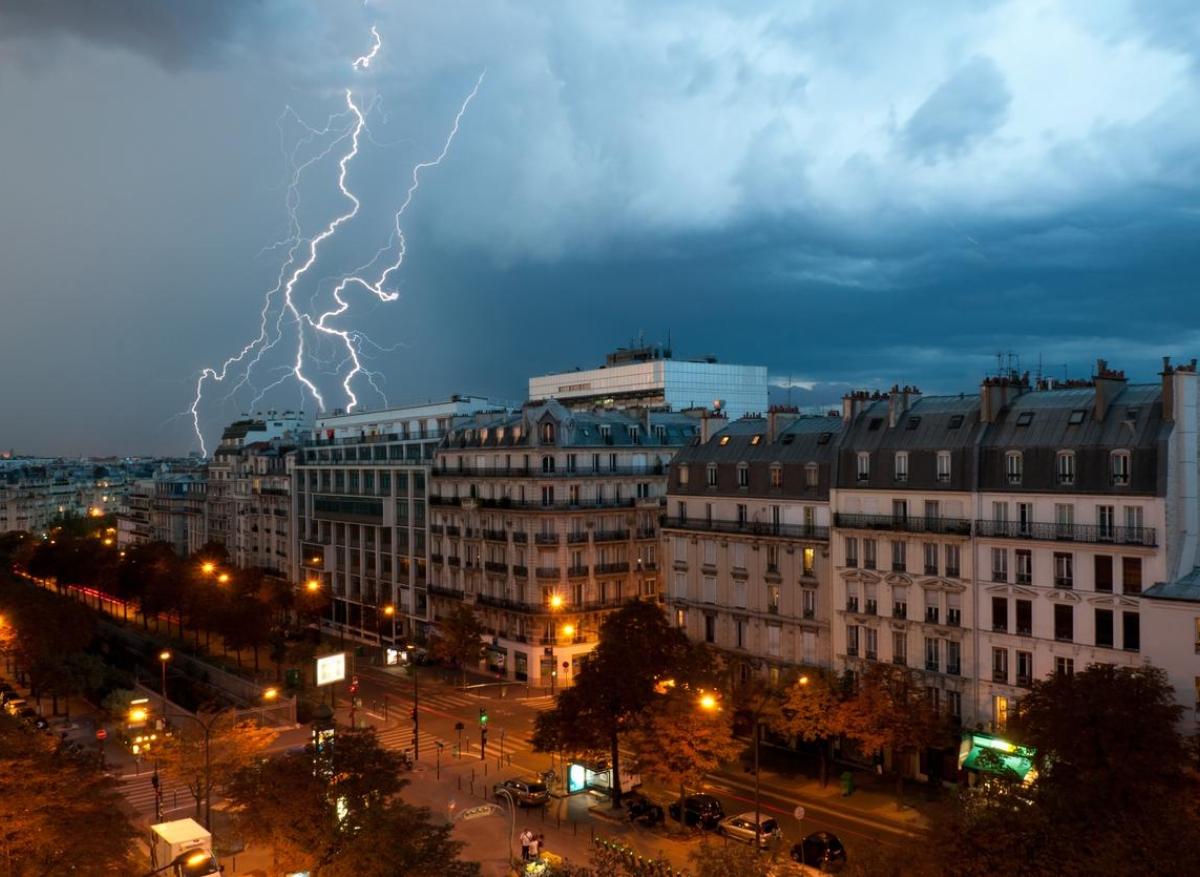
<box><xmin>980</xmin><ymin>373</ymin><xmax>1028</xmax><ymax>423</ymax></box>
<box><xmin>766</xmin><ymin>405</ymin><xmax>798</xmax><ymax>443</ymax></box>
<box><xmin>1093</xmin><ymin>358</ymin><xmax>1127</xmax><ymax>423</ymax></box>
<box><xmin>841</xmin><ymin>390</ymin><xmax>882</xmax><ymax>422</ymax></box>
<box><xmin>699</xmin><ymin>410</ymin><xmax>727</xmax><ymax>444</ymax></box>
<box><xmin>887</xmin><ymin>385</ymin><xmax>921</xmax><ymax>428</ymax></box>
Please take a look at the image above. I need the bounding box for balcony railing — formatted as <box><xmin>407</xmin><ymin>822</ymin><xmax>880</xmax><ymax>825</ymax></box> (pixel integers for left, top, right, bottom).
<box><xmin>567</xmin><ymin>565</ymin><xmax>589</xmax><ymax>578</ymax></box>
<box><xmin>661</xmin><ymin>517</ymin><xmax>829</xmax><ymax>541</ymax></box>
<box><xmin>437</xmin><ymin>464</ymin><xmax>665</xmax><ymax>479</ymax></box>
<box><xmin>534</xmin><ymin>533</ymin><xmax>559</xmax><ymax>545</ymax></box>
<box><xmin>427</xmin><ymin>583</ymin><xmax>463</xmax><ymax>599</ymax></box>
<box><xmin>512</xmin><ymin>565</ymin><xmax>528</xmax><ymax>577</ymax></box>
<box><xmin>484</xmin><ymin>560</ymin><xmax>508</xmax><ymax>573</ymax></box>
<box><xmin>893</xmin><ymin>605</ymin><xmax>907</xmax><ymax>620</ymax></box>
<box><xmin>924</xmin><ymin>661</ymin><xmax>939</xmax><ymax>673</ymax></box>
<box><xmin>593</xmin><ymin>529</ymin><xmax>630</xmax><ymax>543</ymax></box>
<box><xmin>566</xmin><ymin>531</ymin><xmax>589</xmax><ymax>544</ymax></box>
<box><xmin>596</xmin><ymin>562</ymin><xmax>630</xmax><ymax>575</ymax></box>
<box><xmin>535</xmin><ymin>566</ymin><xmax>560</xmax><ymax>579</ymax></box>
<box><xmin>946</xmin><ymin>663</ymin><xmax>961</xmax><ymax>676</ymax></box>
<box><xmin>974</xmin><ymin>519</ymin><xmax>1157</xmax><ymax>547</ymax></box>
<box><xmin>992</xmin><ymin>670</ymin><xmax>1008</xmax><ymax>684</ymax></box>
<box><xmin>431</xmin><ymin>496</ymin><xmax>640</xmax><ymax>511</ymax></box>
<box><xmin>834</xmin><ymin>513</ymin><xmax>971</xmax><ymax>536</ymax></box>
<box><xmin>483</xmin><ymin>529</ymin><xmax>507</xmax><ymax>542</ymax></box>
<box><xmin>947</xmin><ymin>610</ymin><xmax>961</xmax><ymax>627</ymax></box>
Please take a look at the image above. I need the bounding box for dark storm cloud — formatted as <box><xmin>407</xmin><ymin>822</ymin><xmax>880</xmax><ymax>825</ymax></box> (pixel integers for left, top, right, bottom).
<box><xmin>1</xmin><ymin>0</ymin><xmax>1198</xmax><ymax>455</ymax></box>
<box><xmin>0</xmin><ymin>0</ymin><xmax>271</xmax><ymax>69</ymax></box>
<box><xmin>900</xmin><ymin>56</ymin><xmax>1011</xmax><ymax>162</ymax></box>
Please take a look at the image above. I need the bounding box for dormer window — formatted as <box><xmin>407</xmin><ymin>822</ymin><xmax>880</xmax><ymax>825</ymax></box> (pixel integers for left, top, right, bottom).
<box><xmin>628</xmin><ymin>425</ymin><xmax>640</xmax><ymax>444</ymax></box>
<box><xmin>541</xmin><ymin>422</ymin><xmax>556</xmax><ymax>444</ymax></box>
<box><xmin>1068</xmin><ymin>410</ymin><xmax>1086</xmax><ymax>426</ymax></box>
<box><xmin>737</xmin><ymin>463</ymin><xmax>750</xmax><ymax>488</ymax></box>
<box><xmin>948</xmin><ymin>414</ymin><xmax>964</xmax><ymax>429</ymax></box>
<box><xmin>679</xmin><ymin>465</ymin><xmax>690</xmax><ymax>486</ymax></box>
<box><xmin>750</xmin><ymin>434</ymin><xmax>763</xmax><ymax>446</ymax></box>
<box><xmin>769</xmin><ymin>464</ymin><xmax>783</xmax><ymax>488</ymax></box>
<box><xmin>1006</xmin><ymin>451</ymin><xmax>1023</xmax><ymax>485</ymax></box>
<box><xmin>706</xmin><ymin>464</ymin><xmax>718</xmax><ymax>487</ymax></box>
<box><xmin>1110</xmin><ymin>450</ymin><xmax>1130</xmax><ymax>486</ymax></box>
<box><xmin>857</xmin><ymin>452</ymin><xmax>870</xmax><ymax>481</ymax></box>
<box><xmin>937</xmin><ymin>450</ymin><xmax>951</xmax><ymax>482</ymax></box>
<box><xmin>1056</xmin><ymin>450</ymin><xmax>1076</xmax><ymax>486</ymax></box>
<box><xmin>894</xmin><ymin>451</ymin><xmax>909</xmax><ymax>482</ymax></box>
<box><xmin>496</xmin><ymin>427</ymin><xmax>505</xmax><ymax>441</ymax></box>
<box><xmin>1016</xmin><ymin>412</ymin><xmax>1034</xmax><ymax>427</ymax></box>
<box><xmin>719</xmin><ymin>435</ymin><xmax>731</xmax><ymax>446</ymax></box>
<box><xmin>805</xmin><ymin>463</ymin><xmax>819</xmax><ymax>487</ymax></box>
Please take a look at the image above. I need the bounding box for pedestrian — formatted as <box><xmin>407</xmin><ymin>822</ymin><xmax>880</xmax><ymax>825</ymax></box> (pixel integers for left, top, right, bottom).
<box><xmin>528</xmin><ymin>833</ymin><xmax>541</xmax><ymax>859</ymax></box>
<box><xmin>519</xmin><ymin>828</ymin><xmax>532</xmax><ymax>861</ymax></box>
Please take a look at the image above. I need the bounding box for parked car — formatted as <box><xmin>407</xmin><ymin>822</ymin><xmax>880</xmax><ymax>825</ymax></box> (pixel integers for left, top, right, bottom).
<box><xmin>622</xmin><ymin>791</ymin><xmax>665</xmax><ymax>827</ymax></box>
<box><xmin>791</xmin><ymin>831</ymin><xmax>847</xmax><ymax>872</ymax></box>
<box><xmin>667</xmin><ymin>794</ymin><xmax>725</xmax><ymax>830</ymax></box>
<box><xmin>493</xmin><ymin>778</ymin><xmax>550</xmax><ymax>807</ymax></box>
<box><xmin>0</xmin><ymin>689</ymin><xmax>21</xmax><ymax>706</ymax></box>
<box><xmin>16</xmin><ymin>707</ymin><xmax>47</xmax><ymax>730</ymax></box>
<box><xmin>717</xmin><ymin>812</ymin><xmax>781</xmax><ymax>847</ymax></box>
<box><xmin>4</xmin><ymin>698</ymin><xmax>28</xmax><ymax>716</ymax></box>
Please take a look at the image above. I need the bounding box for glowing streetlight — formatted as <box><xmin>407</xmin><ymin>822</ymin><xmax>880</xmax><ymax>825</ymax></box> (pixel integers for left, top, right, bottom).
<box><xmin>382</xmin><ymin>604</ymin><xmax>395</xmax><ymax>617</ymax></box>
<box><xmin>305</xmin><ymin>579</ymin><xmax>320</xmax><ymax>592</ymax></box>
<box><xmin>263</xmin><ymin>687</ymin><xmax>279</xmax><ymax>702</ymax></box>
<box><xmin>799</xmin><ymin>675</ymin><xmax>810</xmax><ymax>686</ymax></box>
<box><xmin>699</xmin><ymin>692</ymin><xmax>719</xmax><ymax>712</ymax></box>
<box><xmin>548</xmin><ymin>594</ymin><xmax>564</xmax><ymax>610</ymax></box>
<box><xmin>128</xmin><ymin>706</ymin><xmax>149</xmax><ymax>723</ymax></box>
<box><xmin>201</xmin><ymin>562</ymin><xmax>215</xmax><ymax>575</ymax></box>
<box><xmin>217</xmin><ymin>573</ymin><xmax>230</xmax><ymax>585</ymax></box>
<box><xmin>561</xmin><ymin>623</ymin><xmax>576</xmax><ymax>638</ymax></box>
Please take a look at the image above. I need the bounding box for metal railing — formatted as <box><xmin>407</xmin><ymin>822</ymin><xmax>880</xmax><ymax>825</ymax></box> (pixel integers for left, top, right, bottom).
<box><xmin>660</xmin><ymin>517</ymin><xmax>829</xmax><ymax>540</ymax></box>
<box><xmin>437</xmin><ymin>465</ymin><xmax>665</xmax><ymax>478</ymax></box>
<box><xmin>834</xmin><ymin>513</ymin><xmax>972</xmax><ymax>536</ymax></box>
<box><xmin>974</xmin><ymin>519</ymin><xmax>1157</xmax><ymax>547</ymax></box>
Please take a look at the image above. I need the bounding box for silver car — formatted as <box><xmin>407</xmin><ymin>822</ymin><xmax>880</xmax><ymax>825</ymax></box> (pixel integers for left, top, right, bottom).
<box><xmin>717</xmin><ymin>812</ymin><xmax>782</xmax><ymax>847</ymax></box>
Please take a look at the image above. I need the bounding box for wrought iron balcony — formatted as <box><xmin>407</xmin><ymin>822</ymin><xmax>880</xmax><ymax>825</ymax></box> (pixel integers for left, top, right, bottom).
<box><xmin>974</xmin><ymin>519</ymin><xmax>1156</xmax><ymax>547</ymax></box>
<box><xmin>834</xmin><ymin>513</ymin><xmax>971</xmax><ymax>536</ymax></box>
<box><xmin>661</xmin><ymin>517</ymin><xmax>829</xmax><ymax>541</ymax></box>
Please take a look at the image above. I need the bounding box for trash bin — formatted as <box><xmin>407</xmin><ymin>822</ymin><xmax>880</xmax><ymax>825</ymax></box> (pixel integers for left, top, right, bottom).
<box><xmin>840</xmin><ymin>771</ymin><xmax>855</xmax><ymax>797</ymax></box>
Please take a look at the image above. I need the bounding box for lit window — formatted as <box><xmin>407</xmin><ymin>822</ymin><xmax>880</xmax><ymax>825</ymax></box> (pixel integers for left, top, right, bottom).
<box><xmin>750</xmin><ymin>434</ymin><xmax>763</xmax><ymax>446</ymax></box>
<box><xmin>719</xmin><ymin>435</ymin><xmax>731</xmax><ymax>446</ymax></box>
<box><xmin>678</xmin><ymin>465</ymin><xmax>690</xmax><ymax>486</ymax></box>
<box><xmin>769</xmin><ymin>465</ymin><xmax>782</xmax><ymax>488</ymax></box>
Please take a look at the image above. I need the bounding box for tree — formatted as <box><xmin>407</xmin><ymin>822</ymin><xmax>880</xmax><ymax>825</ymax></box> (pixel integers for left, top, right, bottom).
<box><xmin>688</xmin><ymin>840</ymin><xmax>777</xmax><ymax>877</ymax></box>
<box><xmin>532</xmin><ymin>600</ymin><xmax>697</xmax><ymax>808</ymax></box>
<box><xmin>768</xmin><ymin>669</ymin><xmax>842</xmax><ymax>787</ymax></box>
<box><xmin>628</xmin><ymin>688</ymin><xmax>742</xmax><ymax>830</ymax></box>
<box><xmin>0</xmin><ymin>713</ymin><xmax>138</xmax><ymax>875</ymax></box>
<box><xmin>321</xmin><ymin>800</ymin><xmax>479</xmax><ymax>877</ymax></box>
<box><xmin>226</xmin><ymin>727</ymin><xmax>415</xmax><ymax>876</ymax></box>
<box><xmin>836</xmin><ymin>663</ymin><xmax>949</xmax><ymax>807</ymax></box>
<box><xmin>427</xmin><ymin>603</ymin><xmax>486</xmax><ymax>686</ymax></box>
<box><xmin>925</xmin><ymin>664</ymin><xmax>1200</xmax><ymax>877</ymax></box>
<box><xmin>156</xmin><ymin>710</ymin><xmax>278</xmax><ymax>828</ymax></box>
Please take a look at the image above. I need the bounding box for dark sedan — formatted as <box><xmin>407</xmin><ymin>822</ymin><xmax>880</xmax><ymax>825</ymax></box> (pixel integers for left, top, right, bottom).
<box><xmin>667</xmin><ymin>793</ymin><xmax>725</xmax><ymax>830</ymax></box>
<box><xmin>791</xmin><ymin>831</ymin><xmax>847</xmax><ymax>872</ymax></box>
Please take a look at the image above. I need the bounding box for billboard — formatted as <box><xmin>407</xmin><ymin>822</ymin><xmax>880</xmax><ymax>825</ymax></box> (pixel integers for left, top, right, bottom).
<box><xmin>316</xmin><ymin>652</ymin><xmax>347</xmax><ymax>686</ymax></box>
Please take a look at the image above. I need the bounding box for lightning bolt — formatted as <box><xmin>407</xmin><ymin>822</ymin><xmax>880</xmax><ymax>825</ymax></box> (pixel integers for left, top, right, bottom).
<box><xmin>352</xmin><ymin>25</ymin><xmax>382</xmax><ymax>70</ymax></box>
<box><xmin>188</xmin><ymin>22</ymin><xmax>484</xmax><ymax>455</ymax></box>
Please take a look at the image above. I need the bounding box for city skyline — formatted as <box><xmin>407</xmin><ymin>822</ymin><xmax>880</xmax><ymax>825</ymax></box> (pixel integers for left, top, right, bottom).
<box><xmin>1</xmin><ymin>1</ymin><xmax>1198</xmax><ymax>458</ymax></box>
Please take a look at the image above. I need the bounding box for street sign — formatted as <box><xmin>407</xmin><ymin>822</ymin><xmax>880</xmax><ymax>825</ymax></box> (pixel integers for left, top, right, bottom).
<box><xmin>316</xmin><ymin>652</ymin><xmax>346</xmax><ymax>686</ymax></box>
<box><xmin>95</xmin><ymin>728</ymin><xmax>107</xmax><ymax>741</ymax></box>
<box><xmin>793</xmin><ymin>805</ymin><xmax>806</xmax><ymax>822</ymax></box>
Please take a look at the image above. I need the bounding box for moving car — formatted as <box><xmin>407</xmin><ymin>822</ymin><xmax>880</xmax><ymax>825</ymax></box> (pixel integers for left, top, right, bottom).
<box><xmin>667</xmin><ymin>793</ymin><xmax>725</xmax><ymax>830</ymax></box>
<box><xmin>717</xmin><ymin>812</ymin><xmax>781</xmax><ymax>847</ymax></box>
<box><xmin>493</xmin><ymin>777</ymin><xmax>550</xmax><ymax>807</ymax></box>
<box><xmin>791</xmin><ymin>831</ymin><xmax>847</xmax><ymax>872</ymax></box>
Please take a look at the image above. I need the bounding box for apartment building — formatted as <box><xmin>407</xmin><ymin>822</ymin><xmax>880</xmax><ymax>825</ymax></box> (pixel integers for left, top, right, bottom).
<box><xmin>292</xmin><ymin>397</ymin><xmax>502</xmax><ymax>645</ymax></box>
<box><xmin>118</xmin><ymin>479</ymin><xmax>154</xmax><ymax>548</ymax></box>
<box><xmin>427</xmin><ymin>400</ymin><xmax>697</xmax><ymax>687</ymax></box>
<box><xmin>151</xmin><ymin>469</ymin><xmax>208</xmax><ymax>556</ymax></box>
<box><xmin>662</xmin><ymin>410</ymin><xmax>840</xmax><ymax>686</ymax></box>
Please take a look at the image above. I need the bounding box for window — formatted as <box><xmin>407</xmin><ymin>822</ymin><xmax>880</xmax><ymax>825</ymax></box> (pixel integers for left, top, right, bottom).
<box><xmin>906</xmin><ymin>416</ymin><xmax>921</xmax><ymax>430</ymax></box>
<box><xmin>1125</xmin><ymin>506</ymin><xmax>1145</xmax><ymax>539</ymax></box>
<box><xmin>1016</xmin><ymin>599</ymin><xmax>1032</xmax><ymax>635</ymax></box>
<box><xmin>706</xmin><ymin>464</ymin><xmax>717</xmax><ymax>487</ymax></box>
<box><xmin>737</xmin><ymin>464</ymin><xmax>749</xmax><ymax>488</ymax></box>
<box><xmin>846</xmin><ymin>582</ymin><xmax>860</xmax><ymax>612</ymax></box>
<box><xmin>948</xmin><ymin>414</ymin><xmax>965</xmax><ymax>429</ymax></box>
<box><xmin>1055</xmin><ymin>656</ymin><xmax>1075</xmax><ymax>677</ymax></box>
<box><xmin>805</xmin><ymin>463</ymin><xmax>819</xmax><ymax>487</ymax></box>
<box><xmin>541</xmin><ymin>422</ymin><xmax>556</xmax><ymax>443</ymax></box>
<box><xmin>845</xmin><ymin>537</ymin><xmax>859</xmax><ymax>568</ymax></box>
<box><xmin>802</xmin><ymin>588</ymin><xmax>816</xmax><ymax>618</ymax></box>
<box><xmin>541</xmin><ymin>485</ymin><xmax>555</xmax><ymax>507</ymax></box>
<box><xmin>992</xmin><ymin>596</ymin><xmax>1008</xmax><ymax>632</ymax></box>
<box><xmin>1016</xmin><ymin>651</ymin><xmax>1033</xmax><ymax>687</ymax></box>
<box><xmin>802</xmin><ymin>547</ymin><xmax>815</xmax><ymax>577</ymax></box>
<box><xmin>925</xmin><ymin>592</ymin><xmax>940</xmax><ymax>624</ymax></box>
<box><xmin>892</xmin><ymin>631</ymin><xmax>908</xmax><ymax>665</ymax></box>
<box><xmin>1054</xmin><ymin>604</ymin><xmax>1074</xmax><ymax>642</ymax></box>
<box><xmin>994</xmin><ymin>695</ymin><xmax>1010</xmax><ymax>729</ymax></box>
<box><xmin>945</xmin><ymin>544</ymin><xmax>961</xmax><ymax>578</ymax></box>
<box><xmin>923</xmin><ymin>543</ymin><xmax>938</xmax><ymax>576</ymax></box>
<box><xmin>936</xmin><ymin>451</ymin><xmax>951</xmax><ymax>482</ymax></box>
<box><xmin>992</xmin><ymin>648</ymin><xmax>1009</xmax><ymax>683</ymax></box>
<box><xmin>1006</xmin><ymin>451</ymin><xmax>1023</xmax><ymax>484</ymax></box>
<box><xmin>733</xmin><ymin>580</ymin><xmax>746</xmax><ymax>609</ymax></box>
<box><xmin>1054</xmin><ymin>552</ymin><xmax>1073</xmax><ymax>588</ymax></box>
<box><xmin>1122</xmin><ymin>557</ymin><xmax>1142</xmax><ymax>594</ymax></box>
<box><xmin>767</xmin><ymin>624</ymin><xmax>781</xmax><ymax>657</ymax></box>
<box><xmin>1018</xmin><ymin>502</ymin><xmax>1033</xmax><ymax>535</ymax></box>
<box><xmin>766</xmin><ymin>544</ymin><xmax>780</xmax><ymax>573</ymax></box>
<box><xmin>1123</xmin><ymin>611</ymin><xmax>1140</xmax><ymax>651</ymax></box>
<box><xmin>893</xmin><ymin>586</ymin><xmax>908</xmax><ymax>619</ymax></box>
<box><xmin>1056</xmin><ymin>451</ymin><xmax>1076</xmax><ymax>485</ymax></box>
<box><xmin>856</xmin><ymin>452</ymin><xmax>870</xmax><ymax>481</ymax></box>
<box><xmin>992</xmin><ymin>548</ymin><xmax>1008</xmax><ymax>582</ymax></box>
<box><xmin>769</xmin><ymin>465</ymin><xmax>782</xmax><ymax>488</ymax></box>
<box><xmin>1016</xmin><ymin>411</ymin><xmax>1034</xmax><ymax>426</ymax></box>
<box><xmin>893</xmin><ymin>499</ymin><xmax>908</xmax><ymax>521</ymax></box>
<box><xmin>865</xmin><ymin>627</ymin><xmax>878</xmax><ymax>660</ymax></box>
<box><xmin>947</xmin><ymin>640</ymin><xmax>961</xmax><ymax>675</ymax></box>
<box><xmin>719</xmin><ymin>435</ymin><xmax>731</xmax><ymax>446</ymax></box>
<box><xmin>750</xmin><ymin>434</ymin><xmax>762</xmax><ymax>446</ymax></box>
<box><xmin>868</xmin><ymin>418</ymin><xmax>883</xmax><ymax>431</ymax></box>
<box><xmin>676</xmin><ymin>501</ymin><xmax>687</xmax><ymax>524</ymax></box>
<box><xmin>1097</xmin><ymin>505</ymin><xmax>1115</xmax><ymax>540</ymax></box>
<box><xmin>1110</xmin><ymin>451</ymin><xmax>1130</xmax><ymax>486</ymax></box>
<box><xmin>704</xmin><ymin>614</ymin><xmax>716</xmax><ymax>644</ymax></box>
<box><xmin>1095</xmin><ymin>609</ymin><xmax>1114</xmax><ymax>648</ymax></box>
<box><xmin>846</xmin><ymin>625</ymin><xmax>859</xmax><ymax>657</ymax></box>
<box><xmin>919</xmin><ymin>637</ymin><xmax>936</xmax><ymax>672</ymax></box>
<box><xmin>703</xmin><ymin>540</ymin><xmax>717</xmax><ymax>566</ymax></box>
<box><xmin>702</xmin><ymin>575</ymin><xmax>716</xmax><ymax>603</ymax></box>
<box><xmin>735</xmin><ymin>619</ymin><xmax>746</xmax><ymax>649</ymax></box>
<box><xmin>863</xmin><ymin>539</ymin><xmax>877</xmax><ymax>570</ymax></box>
<box><xmin>736</xmin><ymin>504</ymin><xmax>748</xmax><ymax>525</ymax></box>
<box><xmin>678</xmin><ymin>465</ymin><xmax>689</xmax><ymax>486</ymax></box>
<box><xmin>891</xmin><ymin>540</ymin><xmax>906</xmax><ymax>572</ymax></box>
<box><xmin>1016</xmin><ymin>550</ymin><xmax>1032</xmax><ymax>585</ymax></box>
<box><xmin>947</xmin><ymin>690</ymin><xmax>962</xmax><ymax>718</ymax></box>
<box><xmin>541</xmin><ymin>455</ymin><xmax>556</xmax><ymax>473</ymax></box>
<box><xmin>894</xmin><ymin>452</ymin><xmax>909</xmax><ymax>482</ymax></box>
<box><xmin>1068</xmin><ymin>409</ymin><xmax>1086</xmax><ymax>425</ymax></box>
<box><xmin>675</xmin><ymin>608</ymin><xmax>686</xmax><ymax>628</ymax></box>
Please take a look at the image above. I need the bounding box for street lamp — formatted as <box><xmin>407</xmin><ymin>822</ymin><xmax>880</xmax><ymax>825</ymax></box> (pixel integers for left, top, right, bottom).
<box><xmin>263</xmin><ymin>687</ymin><xmax>279</xmax><ymax>702</ymax></box>
<box><xmin>158</xmin><ymin>651</ymin><xmax>172</xmax><ymax>720</ymax></box>
<box><xmin>305</xmin><ymin>578</ymin><xmax>320</xmax><ymax>593</ymax></box>
<box><xmin>200</xmin><ymin>562</ymin><xmax>215</xmax><ymax>576</ymax></box>
<box><xmin>216</xmin><ymin>572</ymin><xmax>230</xmax><ymax>585</ymax></box>
<box><xmin>547</xmin><ymin>593</ymin><xmax>564</xmax><ymax>695</ymax></box>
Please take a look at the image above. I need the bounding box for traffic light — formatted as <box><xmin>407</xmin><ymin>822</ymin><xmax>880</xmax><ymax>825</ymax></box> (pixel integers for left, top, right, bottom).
<box><xmin>479</xmin><ymin>707</ymin><xmax>488</xmax><ymax>727</ymax></box>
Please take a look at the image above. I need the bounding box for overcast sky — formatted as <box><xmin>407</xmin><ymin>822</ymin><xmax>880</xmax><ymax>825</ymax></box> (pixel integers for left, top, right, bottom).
<box><xmin>1</xmin><ymin>1</ymin><xmax>1198</xmax><ymax>457</ymax></box>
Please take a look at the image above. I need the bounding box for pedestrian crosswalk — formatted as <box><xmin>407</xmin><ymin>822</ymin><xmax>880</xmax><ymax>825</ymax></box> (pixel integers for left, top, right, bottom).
<box><xmin>372</xmin><ymin>721</ymin><xmax>539</xmax><ymax>760</ymax></box>
<box><xmin>116</xmin><ymin>769</ymin><xmax>201</xmax><ymax>819</ymax></box>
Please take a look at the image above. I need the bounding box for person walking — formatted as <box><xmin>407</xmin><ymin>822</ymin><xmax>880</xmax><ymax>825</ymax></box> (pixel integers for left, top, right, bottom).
<box><xmin>519</xmin><ymin>828</ymin><xmax>533</xmax><ymax>861</ymax></box>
